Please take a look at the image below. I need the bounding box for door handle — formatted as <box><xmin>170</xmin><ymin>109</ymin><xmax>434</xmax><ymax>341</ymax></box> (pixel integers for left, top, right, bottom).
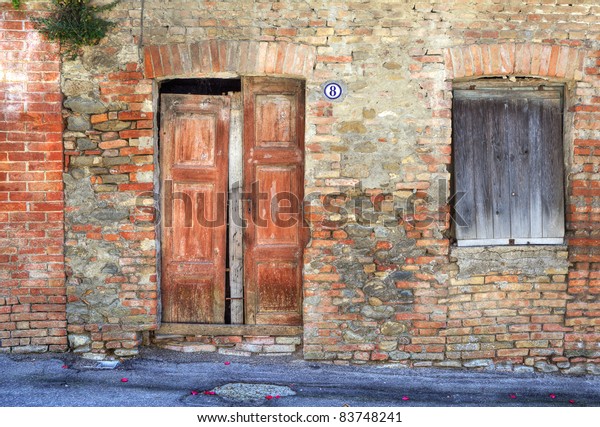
<box><xmin>242</xmin><ymin>198</ymin><xmax>252</xmax><ymax>213</ymax></box>
<box><xmin>242</xmin><ymin>198</ymin><xmax>254</xmax><ymax>225</ymax></box>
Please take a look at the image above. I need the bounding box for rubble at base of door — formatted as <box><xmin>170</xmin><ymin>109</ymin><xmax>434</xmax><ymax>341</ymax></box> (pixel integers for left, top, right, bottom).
<box><xmin>151</xmin><ymin>334</ymin><xmax>303</xmax><ymax>357</ymax></box>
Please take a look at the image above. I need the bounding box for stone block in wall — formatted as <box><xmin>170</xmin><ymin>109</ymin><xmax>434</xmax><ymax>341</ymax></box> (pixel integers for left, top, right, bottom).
<box><xmin>451</xmin><ymin>246</ymin><xmax>569</xmax><ymax>279</ymax></box>
<box><xmin>64</xmin><ymin>97</ymin><xmax>108</xmax><ymax>114</ymax></box>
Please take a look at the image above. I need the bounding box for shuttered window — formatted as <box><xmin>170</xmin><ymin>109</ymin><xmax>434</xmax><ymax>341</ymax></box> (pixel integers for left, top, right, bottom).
<box><xmin>452</xmin><ymin>87</ymin><xmax>565</xmax><ymax>246</ymax></box>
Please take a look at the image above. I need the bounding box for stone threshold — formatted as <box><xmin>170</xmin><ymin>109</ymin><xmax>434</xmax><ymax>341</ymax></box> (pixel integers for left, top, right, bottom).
<box><xmin>157</xmin><ymin>323</ymin><xmax>302</xmax><ymax>336</ymax></box>
<box><xmin>153</xmin><ymin>323</ymin><xmax>303</xmax><ymax>356</ymax></box>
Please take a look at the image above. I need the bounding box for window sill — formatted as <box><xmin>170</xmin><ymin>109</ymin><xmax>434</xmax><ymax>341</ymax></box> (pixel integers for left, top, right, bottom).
<box><xmin>450</xmin><ymin>244</ymin><xmax>569</xmax><ymax>279</ymax></box>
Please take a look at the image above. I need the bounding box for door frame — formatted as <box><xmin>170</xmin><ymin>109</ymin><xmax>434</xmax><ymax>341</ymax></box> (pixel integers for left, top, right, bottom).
<box><xmin>156</xmin><ymin>76</ymin><xmax>307</xmax><ymax>335</ymax></box>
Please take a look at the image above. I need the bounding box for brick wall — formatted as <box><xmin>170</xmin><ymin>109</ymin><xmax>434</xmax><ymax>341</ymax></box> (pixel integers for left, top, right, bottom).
<box><xmin>0</xmin><ymin>1</ymin><xmax>66</xmax><ymax>353</ymax></box>
<box><xmin>2</xmin><ymin>0</ymin><xmax>600</xmax><ymax>372</ymax></box>
<box><xmin>564</xmin><ymin>45</ymin><xmax>600</xmax><ymax>367</ymax></box>
<box><xmin>444</xmin><ymin>247</ymin><xmax>572</xmax><ymax>372</ymax></box>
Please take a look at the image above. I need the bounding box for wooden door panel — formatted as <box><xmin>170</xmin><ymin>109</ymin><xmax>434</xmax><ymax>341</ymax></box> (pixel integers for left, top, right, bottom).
<box><xmin>256</xmin><ymin>260</ymin><xmax>302</xmax><ymax>324</ymax></box>
<box><xmin>168</xmin><ymin>183</ymin><xmax>216</xmax><ymax>262</ymax></box>
<box><xmin>173</xmin><ymin>114</ymin><xmax>216</xmax><ymax>166</ymax></box>
<box><xmin>243</xmin><ymin>77</ymin><xmax>306</xmax><ymax>326</ymax></box>
<box><xmin>162</xmin><ymin>277</ymin><xmax>217</xmax><ymax>324</ymax></box>
<box><xmin>161</xmin><ymin>94</ymin><xmax>229</xmax><ymax>324</ymax></box>
<box><xmin>255</xmin><ymin>94</ymin><xmax>296</xmax><ymax>147</ymax></box>
<box><xmin>255</xmin><ymin>165</ymin><xmax>299</xmax><ymax>245</ymax></box>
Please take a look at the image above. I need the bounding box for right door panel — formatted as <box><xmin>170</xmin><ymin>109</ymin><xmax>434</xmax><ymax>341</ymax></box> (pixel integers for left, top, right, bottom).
<box><xmin>243</xmin><ymin>77</ymin><xmax>306</xmax><ymax>325</ymax></box>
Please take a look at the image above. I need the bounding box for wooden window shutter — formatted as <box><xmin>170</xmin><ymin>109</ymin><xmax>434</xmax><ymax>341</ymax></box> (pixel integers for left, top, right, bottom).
<box><xmin>453</xmin><ymin>88</ymin><xmax>565</xmax><ymax>245</ymax></box>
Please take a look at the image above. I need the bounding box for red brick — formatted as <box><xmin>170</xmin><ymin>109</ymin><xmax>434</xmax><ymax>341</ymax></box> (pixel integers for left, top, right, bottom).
<box><xmin>118</xmin><ymin>111</ymin><xmax>152</xmax><ymax>121</ymax></box>
<box><xmin>0</xmin><ymin>8</ymin><xmax>65</xmax><ymax>354</ymax></box>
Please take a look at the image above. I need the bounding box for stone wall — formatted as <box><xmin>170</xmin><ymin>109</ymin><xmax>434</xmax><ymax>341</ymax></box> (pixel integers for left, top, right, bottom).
<box><xmin>62</xmin><ymin>60</ymin><xmax>156</xmax><ymax>358</ymax></box>
<box><xmin>0</xmin><ymin>1</ymin><xmax>66</xmax><ymax>353</ymax></box>
<box><xmin>1</xmin><ymin>0</ymin><xmax>600</xmax><ymax>372</ymax></box>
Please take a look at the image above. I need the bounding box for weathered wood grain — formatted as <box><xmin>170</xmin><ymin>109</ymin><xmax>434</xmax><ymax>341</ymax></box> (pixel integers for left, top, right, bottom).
<box><xmin>243</xmin><ymin>77</ymin><xmax>305</xmax><ymax>326</ymax></box>
<box><xmin>160</xmin><ymin>94</ymin><xmax>230</xmax><ymax>323</ymax></box>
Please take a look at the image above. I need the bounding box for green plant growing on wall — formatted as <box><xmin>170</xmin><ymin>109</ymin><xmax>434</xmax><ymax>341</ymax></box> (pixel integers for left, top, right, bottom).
<box><xmin>31</xmin><ymin>0</ymin><xmax>120</xmax><ymax>59</ymax></box>
<box><xmin>12</xmin><ymin>0</ymin><xmax>21</xmax><ymax>9</ymax></box>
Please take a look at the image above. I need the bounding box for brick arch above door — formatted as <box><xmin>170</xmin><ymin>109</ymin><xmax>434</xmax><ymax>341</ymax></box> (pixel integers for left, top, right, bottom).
<box><xmin>143</xmin><ymin>41</ymin><xmax>317</xmax><ymax>79</ymax></box>
<box><xmin>443</xmin><ymin>43</ymin><xmax>588</xmax><ymax>80</ymax></box>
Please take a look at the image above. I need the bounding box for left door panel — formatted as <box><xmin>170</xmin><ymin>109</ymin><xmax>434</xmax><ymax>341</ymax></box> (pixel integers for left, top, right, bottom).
<box><xmin>160</xmin><ymin>94</ymin><xmax>230</xmax><ymax>323</ymax></box>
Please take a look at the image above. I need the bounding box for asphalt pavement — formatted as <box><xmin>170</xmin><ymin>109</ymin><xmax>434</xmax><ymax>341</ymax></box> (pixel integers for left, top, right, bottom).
<box><xmin>0</xmin><ymin>347</ymin><xmax>599</xmax><ymax>407</ymax></box>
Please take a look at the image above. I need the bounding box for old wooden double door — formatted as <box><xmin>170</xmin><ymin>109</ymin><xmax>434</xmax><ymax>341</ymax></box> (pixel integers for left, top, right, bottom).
<box><xmin>160</xmin><ymin>77</ymin><xmax>306</xmax><ymax>326</ymax></box>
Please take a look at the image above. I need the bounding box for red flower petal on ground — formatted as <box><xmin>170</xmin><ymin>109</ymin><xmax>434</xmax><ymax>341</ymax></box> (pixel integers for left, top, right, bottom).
<box><xmin>191</xmin><ymin>390</ymin><xmax>199</xmax><ymax>395</ymax></box>
<box><xmin>509</xmin><ymin>393</ymin><xmax>517</xmax><ymax>399</ymax></box>
<box><xmin>275</xmin><ymin>395</ymin><xmax>281</xmax><ymax>399</ymax></box>
<box><xmin>265</xmin><ymin>395</ymin><xmax>273</xmax><ymax>400</ymax></box>
<box><xmin>402</xmin><ymin>396</ymin><xmax>409</xmax><ymax>401</ymax></box>
<box><xmin>224</xmin><ymin>361</ymin><xmax>231</xmax><ymax>365</ymax></box>
<box><xmin>121</xmin><ymin>378</ymin><xmax>128</xmax><ymax>383</ymax></box>
<box><xmin>569</xmin><ymin>399</ymin><xmax>575</xmax><ymax>404</ymax></box>
<box><xmin>549</xmin><ymin>393</ymin><xmax>556</xmax><ymax>399</ymax></box>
